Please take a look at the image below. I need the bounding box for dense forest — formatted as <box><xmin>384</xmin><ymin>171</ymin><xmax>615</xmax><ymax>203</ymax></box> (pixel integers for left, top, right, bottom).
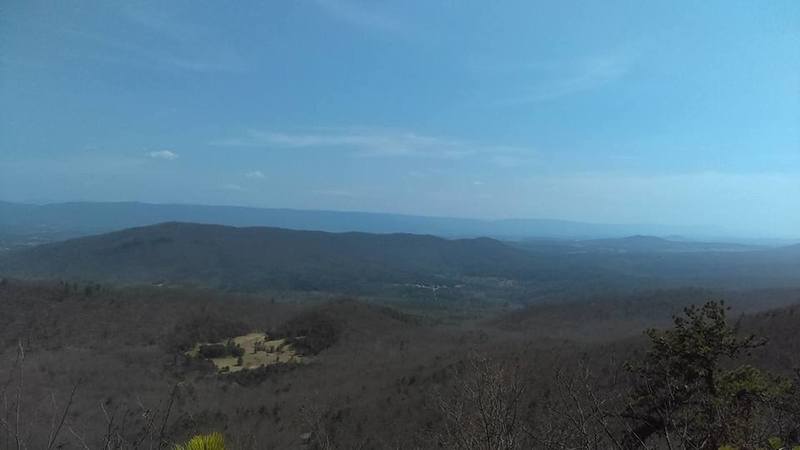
<box><xmin>1</xmin><ymin>222</ymin><xmax>800</xmax><ymax>449</ymax></box>
<box><xmin>2</xmin><ymin>222</ymin><xmax>799</xmax><ymax>302</ymax></box>
<box><xmin>1</xmin><ymin>275</ymin><xmax>799</xmax><ymax>449</ymax></box>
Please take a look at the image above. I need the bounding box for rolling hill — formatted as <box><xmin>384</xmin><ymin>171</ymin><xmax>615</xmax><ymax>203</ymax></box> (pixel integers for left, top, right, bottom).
<box><xmin>0</xmin><ymin>222</ymin><xmax>539</xmax><ymax>291</ymax></box>
<box><xmin>1</xmin><ymin>221</ymin><xmax>798</xmax><ymax>297</ymax></box>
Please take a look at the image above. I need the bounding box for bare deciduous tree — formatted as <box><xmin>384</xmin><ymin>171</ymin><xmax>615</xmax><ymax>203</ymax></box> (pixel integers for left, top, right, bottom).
<box><xmin>433</xmin><ymin>353</ymin><xmax>527</xmax><ymax>450</ymax></box>
<box><xmin>527</xmin><ymin>358</ymin><xmax>635</xmax><ymax>450</ymax></box>
<box><xmin>299</xmin><ymin>400</ymin><xmax>337</xmax><ymax>450</ymax></box>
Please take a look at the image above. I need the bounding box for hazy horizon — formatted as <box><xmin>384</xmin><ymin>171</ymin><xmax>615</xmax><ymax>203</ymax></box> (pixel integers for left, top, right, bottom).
<box><xmin>2</xmin><ymin>1</ymin><xmax>799</xmax><ymax>237</ymax></box>
<box><xmin>3</xmin><ymin>199</ymin><xmax>798</xmax><ymax>242</ymax></box>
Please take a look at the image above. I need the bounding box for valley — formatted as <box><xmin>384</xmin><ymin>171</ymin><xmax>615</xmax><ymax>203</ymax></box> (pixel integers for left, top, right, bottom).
<box><xmin>0</xmin><ymin>220</ymin><xmax>798</xmax><ymax>448</ymax></box>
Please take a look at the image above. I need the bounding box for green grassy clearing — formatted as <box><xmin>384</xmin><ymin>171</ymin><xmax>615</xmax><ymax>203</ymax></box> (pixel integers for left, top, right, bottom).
<box><xmin>187</xmin><ymin>332</ymin><xmax>303</xmax><ymax>373</ymax></box>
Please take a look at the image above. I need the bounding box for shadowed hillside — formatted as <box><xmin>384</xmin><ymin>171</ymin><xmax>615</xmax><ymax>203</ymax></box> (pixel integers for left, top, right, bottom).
<box><xmin>0</xmin><ymin>222</ymin><xmax>540</xmax><ymax>292</ymax></box>
<box><xmin>3</xmin><ymin>222</ymin><xmax>799</xmax><ymax>299</ymax></box>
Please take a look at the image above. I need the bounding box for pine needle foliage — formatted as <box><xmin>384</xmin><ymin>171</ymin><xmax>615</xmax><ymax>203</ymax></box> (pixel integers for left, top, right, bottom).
<box><xmin>174</xmin><ymin>433</ymin><xmax>226</xmax><ymax>450</ymax></box>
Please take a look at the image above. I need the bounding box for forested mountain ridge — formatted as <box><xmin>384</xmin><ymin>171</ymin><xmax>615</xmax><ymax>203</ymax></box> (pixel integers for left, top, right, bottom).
<box><xmin>2</xmin><ymin>221</ymin><xmax>799</xmax><ymax>295</ymax></box>
<box><xmin>0</xmin><ymin>222</ymin><xmax>538</xmax><ymax>291</ymax></box>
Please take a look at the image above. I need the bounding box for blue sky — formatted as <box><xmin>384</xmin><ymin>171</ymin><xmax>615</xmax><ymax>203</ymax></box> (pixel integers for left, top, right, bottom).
<box><xmin>1</xmin><ymin>1</ymin><xmax>798</xmax><ymax>237</ymax></box>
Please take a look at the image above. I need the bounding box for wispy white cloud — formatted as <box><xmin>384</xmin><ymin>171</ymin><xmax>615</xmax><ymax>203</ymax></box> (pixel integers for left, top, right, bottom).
<box><xmin>220</xmin><ymin>183</ymin><xmax>245</xmax><ymax>191</ymax></box>
<box><xmin>120</xmin><ymin>5</ymin><xmax>204</xmax><ymax>43</ymax></box>
<box><xmin>489</xmin><ymin>155</ymin><xmax>536</xmax><ymax>168</ymax></box>
<box><xmin>147</xmin><ymin>150</ymin><xmax>179</xmax><ymax>160</ymax></box>
<box><xmin>56</xmin><ymin>6</ymin><xmax>246</xmax><ymax>74</ymax></box>
<box><xmin>500</xmin><ymin>54</ymin><xmax>633</xmax><ymax>105</ymax></box>
<box><xmin>407</xmin><ymin>168</ymin><xmax>444</xmax><ymax>178</ymax></box>
<box><xmin>245</xmin><ymin>170</ymin><xmax>266</xmax><ymax>179</ymax></box>
<box><xmin>212</xmin><ymin>127</ymin><xmax>535</xmax><ymax>164</ymax></box>
<box><xmin>314</xmin><ymin>0</ymin><xmax>405</xmax><ymax>34</ymax></box>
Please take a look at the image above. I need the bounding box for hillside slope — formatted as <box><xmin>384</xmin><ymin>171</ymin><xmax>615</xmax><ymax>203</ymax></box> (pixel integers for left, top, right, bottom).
<box><xmin>3</xmin><ymin>221</ymin><xmax>799</xmax><ymax>296</ymax></box>
<box><xmin>0</xmin><ymin>222</ymin><xmax>537</xmax><ymax>291</ymax></box>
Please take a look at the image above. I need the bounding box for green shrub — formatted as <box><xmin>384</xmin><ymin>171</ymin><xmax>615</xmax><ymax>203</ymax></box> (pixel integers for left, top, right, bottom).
<box><xmin>624</xmin><ymin>301</ymin><xmax>796</xmax><ymax>448</ymax></box>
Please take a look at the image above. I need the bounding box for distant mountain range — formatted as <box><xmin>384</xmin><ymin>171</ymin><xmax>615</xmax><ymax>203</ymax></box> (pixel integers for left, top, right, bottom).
<box><xmin>0</xmin><ymin>222</ymin><xmax>539</xmax><ymax>291</ymax></box>
<box><xmin>564</xmin><ymin>235</ymin><xmax>759</xmax><ymax>253</ymax></box>
<box><xmin>0</xmin><ymin>201</ymin><xmax>730</xmax><ymax>241</ymax></box>
<box><xmin>1</xmin><ymin>221</ymin><xmax>798</xmax><ymax>294</ymax></box>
